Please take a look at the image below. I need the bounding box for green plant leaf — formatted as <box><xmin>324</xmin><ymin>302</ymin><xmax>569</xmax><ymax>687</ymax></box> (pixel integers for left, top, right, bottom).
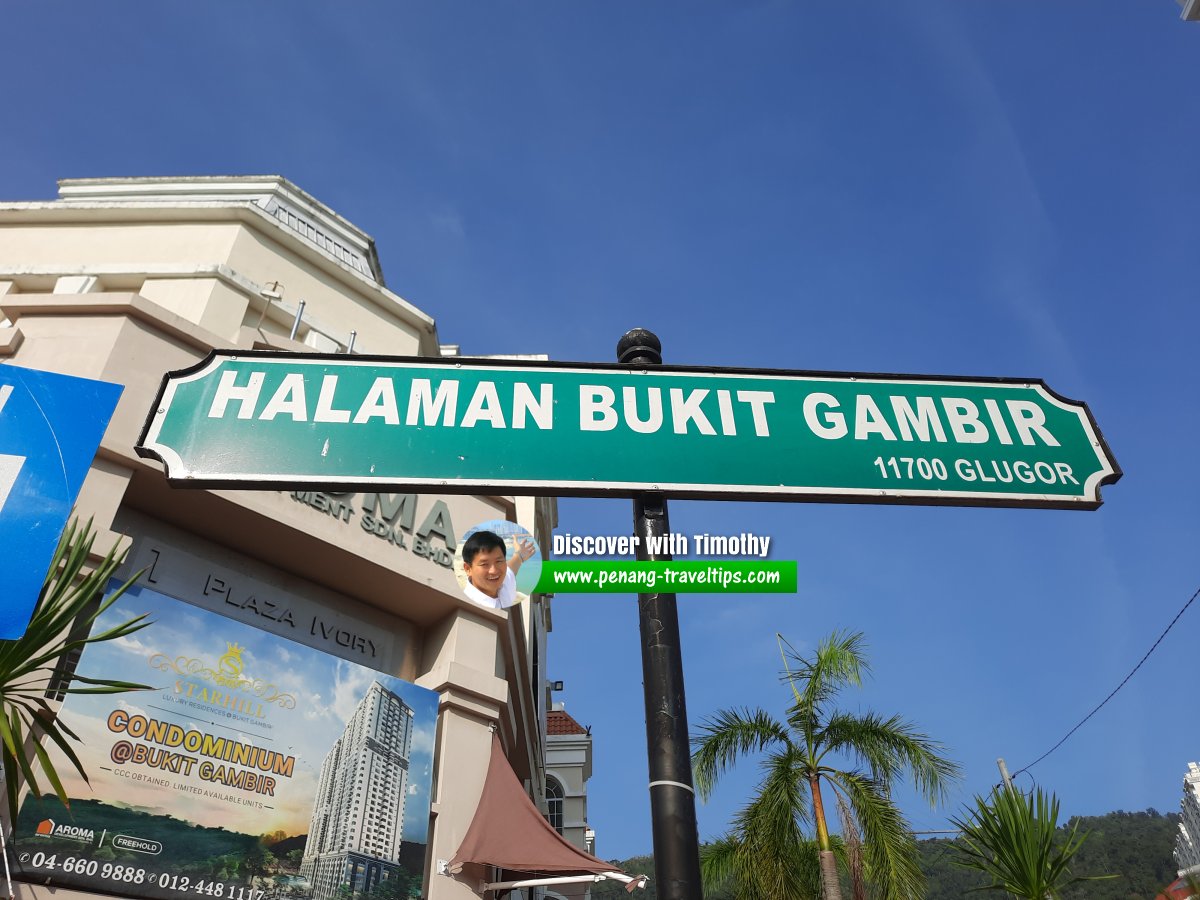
<box><xmin>950</xmin><ymin>786</ymin><xmax>1118</xmax><ymax>898</ymax></box>
<box><xmin>0</xmin><ymin>517</ymin><xmax>149</xmax><ymax>821</ymax></box>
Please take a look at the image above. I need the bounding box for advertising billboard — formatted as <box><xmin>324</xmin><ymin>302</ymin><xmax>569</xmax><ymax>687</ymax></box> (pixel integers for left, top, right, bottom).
<box><xmin>7</xmin><ymin>583</ymin><xmax>438</xmax><ymax>900</ymax></box>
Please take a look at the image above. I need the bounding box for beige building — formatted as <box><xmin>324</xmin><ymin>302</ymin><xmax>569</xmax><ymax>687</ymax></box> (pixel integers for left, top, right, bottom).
<box><xmin>542</xmin><ymin>708</ymin><xmax>598</xmax><ymax>900</ymax></box>
<box><xmin>0</xmin><ymin>176</ymin><xmax>576</xmax><ymax>900</ymax></box>
<box><xmin>545</xmin><ymin>709</ymin><xmax>595</xmax><ymax>859</ymax></box>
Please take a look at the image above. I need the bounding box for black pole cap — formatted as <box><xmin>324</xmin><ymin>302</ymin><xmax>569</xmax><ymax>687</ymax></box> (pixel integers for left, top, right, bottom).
<box><xmin>617</xmin><ymin>328</ymin><xmax>662</xmax><ymax>365</ymax></box>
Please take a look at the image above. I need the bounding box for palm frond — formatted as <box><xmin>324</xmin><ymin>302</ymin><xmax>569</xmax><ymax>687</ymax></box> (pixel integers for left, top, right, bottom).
<box><xmin>700</xmin><ymin>828</ymin><xmax>824</xmax><ymax>900</ymax></box>
<box><xmin>781</xmin><ymin>630</ymin><xmax>868</xmax><ymax>737</ymax></box>
<box><xmin>0</xmin><ymin>518</ymin><xmax>150</xmax><ymax>821</ymax></box>
<box><xmin>735</xmin><ymin>745</ymin><xmax>812</xmax><ymax>837</ymax></box>
<box><xmin>691</xmin><ymin>707</ymin><xmax>791</xmax><ymax>799</ymax></box>
<box><xmin>820</xmin><ymin>710</ymin><xmax>961</xmax><ymax>806</ymax></box>
<box><xmin>835</xmin><ymin>791</ymin><xmax>867</xmax><ymax>900</ymax></box>
<box><xmin>699</xmin><ymin>833</ymin><xmax>742</xmax><ymax>896</ymax></box>
<box><xmin>702</xmin><ymin>745</ymin><xmax>820</xmax><ymax>899</ymax></box>
<box><xmin>830</xmin><ymin>770</ymin><xmax>925</xmax><ymax>900</ymax></box>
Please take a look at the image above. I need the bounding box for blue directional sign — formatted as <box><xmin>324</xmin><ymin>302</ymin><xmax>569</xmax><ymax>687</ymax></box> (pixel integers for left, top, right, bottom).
<box><xmin>0</xmin><ymin>365</ymin><xmax>123</xmax><ymax>639</ymax></box>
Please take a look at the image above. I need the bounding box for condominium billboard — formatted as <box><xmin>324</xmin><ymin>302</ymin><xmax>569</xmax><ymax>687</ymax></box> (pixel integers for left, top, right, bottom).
<box><xmin>7</xmin><ymin>583</ymin><xmax>438</xmax><ymax>900</ymax></box>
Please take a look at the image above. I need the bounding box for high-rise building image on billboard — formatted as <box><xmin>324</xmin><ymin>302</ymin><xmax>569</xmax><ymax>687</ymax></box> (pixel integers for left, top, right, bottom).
<box><xmin>301</xmin><ymin>681</ymin><xmax>416</xmax><ymax>900</ymax></box>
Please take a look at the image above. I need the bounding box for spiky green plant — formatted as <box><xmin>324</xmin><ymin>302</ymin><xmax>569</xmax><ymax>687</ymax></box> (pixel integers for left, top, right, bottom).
<box><xmin>950</xmin><ymin>785</ymin><xmax>1115</xmax><ymax>898</ymax></box>
<box><xmin>0</xmin><ymin>518</ymin><xmax>150</xmax><ymax>820</ymax></box>
<box><xmin>691</xmin><ymin>631</ymin><xmax>960</xmax><ymax>900</ymax></box>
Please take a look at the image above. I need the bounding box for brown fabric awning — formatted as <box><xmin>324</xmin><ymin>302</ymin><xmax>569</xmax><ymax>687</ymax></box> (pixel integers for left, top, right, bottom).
<box><xmin>449</xmin><ymin>734</ymin><xmax>618</xmax><ymax>877</ymax></box>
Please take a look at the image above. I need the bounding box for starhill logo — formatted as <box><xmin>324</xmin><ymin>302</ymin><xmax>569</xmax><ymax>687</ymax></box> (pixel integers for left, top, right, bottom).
<box><xmin>35</xmin><ymin>819</ymin><xmax>95</xmax><ymax>842</ymax></box>
<box><xmin>149</xmin><ymin>640</ymin><xmax>296</xmax><ymax>712</ymax></box>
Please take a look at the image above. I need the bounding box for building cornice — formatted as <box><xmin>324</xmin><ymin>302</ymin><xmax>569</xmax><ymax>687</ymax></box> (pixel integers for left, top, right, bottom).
<box><xmin>0</xmin><ymin>264</ymin><xmax>377</xmax><ymax>354</ymax></box>
<box><xmin>57</xmin><ymin>175</ymin><xmax>380</xmax><ymax>278</ymax></box>
<box><xmin>0</xmin><ymin>198</ymin><xmax>438</xmax><ymax>349</ymax></box>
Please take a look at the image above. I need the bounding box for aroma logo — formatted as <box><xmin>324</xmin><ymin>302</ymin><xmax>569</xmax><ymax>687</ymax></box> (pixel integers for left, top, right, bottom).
<box><xmin>34</xmin><ymin>819</ymin><xmax>95</xmax><ymax>842</ymax></box>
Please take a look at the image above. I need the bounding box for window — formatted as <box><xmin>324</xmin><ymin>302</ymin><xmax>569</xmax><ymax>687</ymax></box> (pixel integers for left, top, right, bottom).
<box><xmin>546</xmin><ymin>777</ymin><xmax>564</xmax><ymax>834</ymax></box>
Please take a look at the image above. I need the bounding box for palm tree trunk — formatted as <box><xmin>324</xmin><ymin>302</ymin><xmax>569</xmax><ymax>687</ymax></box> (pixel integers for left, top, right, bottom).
<box><xmin>809</xmin><ymin>774</ymin><xmax>843</xmax><ymax>900</ymax></box>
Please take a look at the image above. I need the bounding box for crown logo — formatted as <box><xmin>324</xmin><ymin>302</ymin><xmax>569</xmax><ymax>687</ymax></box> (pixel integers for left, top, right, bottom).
<box><xmin>217</xmin><ymin>642</ymin><xmax>245</xmax><ymax>678</ymax></box>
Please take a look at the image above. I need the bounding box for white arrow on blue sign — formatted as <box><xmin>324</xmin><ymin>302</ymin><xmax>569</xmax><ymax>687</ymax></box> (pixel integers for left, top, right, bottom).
<box><xmin>0</xmin><ymin>365</ymin><xmax>123</xmax><ymax>639</ymax></box>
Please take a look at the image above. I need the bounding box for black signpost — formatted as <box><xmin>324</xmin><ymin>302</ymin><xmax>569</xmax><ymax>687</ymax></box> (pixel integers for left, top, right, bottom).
<box><xmin>617</xmin><ymin>329</ymin><xmax>703</xmax><ymax>900</ymax></box>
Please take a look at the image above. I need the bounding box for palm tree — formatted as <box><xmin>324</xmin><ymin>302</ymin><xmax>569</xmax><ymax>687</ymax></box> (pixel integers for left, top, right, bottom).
<box><xmin>699</xmin><ymin>806</ymin><xmax>828</xmax><ymax>899</ymax></box>
<box><xmin>691</xmin><ymin>631</ymin><xmax>960</xmax><ymax>900</ymax></box>
<box><xmin>0</xmin><ymin>518</ymin><xmax>150</xmax><ymax>820</ymax></box>
<box><xmin>950</xmin><ymin>785</ymin><xmax>1114</xmax><ymax>898</ymax></box>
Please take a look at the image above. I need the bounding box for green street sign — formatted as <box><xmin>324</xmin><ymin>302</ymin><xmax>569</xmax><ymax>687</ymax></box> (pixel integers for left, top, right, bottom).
<box><xmin>136</xmin><ymin>351</ymin><xmax>1120</xmax><ymax>509</ymax></box>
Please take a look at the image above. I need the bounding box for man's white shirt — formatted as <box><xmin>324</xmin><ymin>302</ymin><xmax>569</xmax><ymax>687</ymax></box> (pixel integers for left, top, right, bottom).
<box><xmin>463</xmin><ymin>568</ymin><xmax>518</xmax><ymax>610</ymax></box>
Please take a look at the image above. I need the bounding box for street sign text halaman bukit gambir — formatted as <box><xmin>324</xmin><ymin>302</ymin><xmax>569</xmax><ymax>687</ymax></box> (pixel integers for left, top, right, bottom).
<box><xmin>138</xmin><ymin>352</ymin><xmax>1119</xmax><ymax>509</ymax></box>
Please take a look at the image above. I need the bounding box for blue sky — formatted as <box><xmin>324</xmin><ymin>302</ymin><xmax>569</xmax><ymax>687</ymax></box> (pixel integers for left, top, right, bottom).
<box><xmin>4</xmin><ymin>1</ymin><xmax>1199</xmax><ymax>862</ymax></box>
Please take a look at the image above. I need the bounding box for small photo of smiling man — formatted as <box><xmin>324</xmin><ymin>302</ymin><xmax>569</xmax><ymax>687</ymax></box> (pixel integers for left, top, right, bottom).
<box><xmin>455</xmin><ymin>521</ymin><xmax>541</xmax><ymax>610</ymax></box>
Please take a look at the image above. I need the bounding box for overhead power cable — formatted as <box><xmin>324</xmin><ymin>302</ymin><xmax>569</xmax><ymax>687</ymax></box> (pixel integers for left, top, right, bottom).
<box><xmin>1011</xmin><ymin>583</ymin><xmax>1200</xmax><ymax>779</ymax></box>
